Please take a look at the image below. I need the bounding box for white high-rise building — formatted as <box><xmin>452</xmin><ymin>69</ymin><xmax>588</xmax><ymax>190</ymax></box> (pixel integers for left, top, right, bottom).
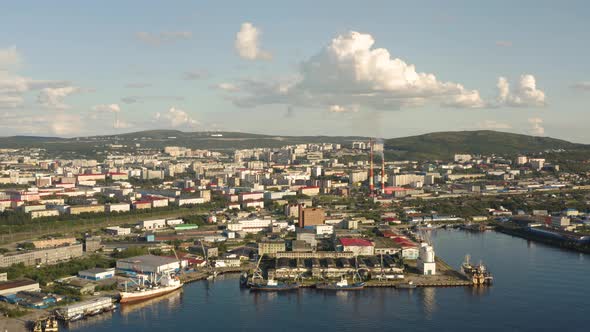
<box><xmin>529</xmin><ymin>158</ymin><xmax>545</xmax><ymax>171</ymax></box>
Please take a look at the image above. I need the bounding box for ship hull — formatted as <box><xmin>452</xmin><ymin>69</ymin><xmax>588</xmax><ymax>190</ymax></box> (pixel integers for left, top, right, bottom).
<box><xmin>249</xmin><ymin>284</ymin><xmax>299</xmax><ymax>291</ymax></box>
<box><xmin>119</xmin><ymin>284</ymin><xmax>183</xmax><ymax>303</ymax></box>
<box><xmin>315</xmin><ymin>283</ymin><xmax>365</xmax><ymax>290</ymax></box>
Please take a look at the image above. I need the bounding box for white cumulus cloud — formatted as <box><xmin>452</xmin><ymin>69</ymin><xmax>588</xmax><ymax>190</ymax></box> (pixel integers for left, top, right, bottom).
<box><xmin>528</xmin><ymin>117</ymin><xmax>545</xmax><ymax>136</ymax></box>
<box><xmin>497</xmin><ymin>75</ymin><xmax>546</xmax><ymax>107</ymax></box>
<box><xmin>224</xmin><ymin>31</ymin><xmax>484</xmax><ymax>111</ymax></box>
<box><xmin>154</xmin><ymin>107</ymin><xmax>198</xmax><ymax>128</ymax></box>
<box><xmin>235</xmin><ymin>22</ymin><xmax>271</xmax><ymax>60</ymax></box>
<box><xmin>37</xmin><ymin>86</ymin><xmax>79</xmax><ymax>109</ymax></box>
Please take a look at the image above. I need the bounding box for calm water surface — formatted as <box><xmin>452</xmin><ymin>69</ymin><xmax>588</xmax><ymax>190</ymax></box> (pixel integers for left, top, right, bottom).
<box><xmin>67</xmin><ymin>230</ymin><xmax>590</xmax><ymax>331</ymax></box>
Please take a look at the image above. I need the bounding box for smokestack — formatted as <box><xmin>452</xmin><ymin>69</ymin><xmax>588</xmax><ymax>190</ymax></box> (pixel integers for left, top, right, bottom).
<box><xmin>369</xmin><ymin>139</ymin><xmax>374</xmax><ymax>192</ymax></box>
<box><xmin>298</xmin><ymin>203</ymin><xmax>303</xmax><ymax>228</ymax></box>
<box><xmin>381</xmin><ymin>148</ymin><xmax>385</xmax><ymax>194</ymax></box>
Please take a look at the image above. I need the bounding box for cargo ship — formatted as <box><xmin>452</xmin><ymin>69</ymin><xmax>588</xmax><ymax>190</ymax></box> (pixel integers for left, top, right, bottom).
<box><xmin>461</xmin><ymin>255</ymin><xmax>493</xmax><ymax>285</ymax></box>
<box><xmin>249</xmin><ymin>278</ymin><xmax>300</xmax><ymax>291</ymax></box>
<box><xmin>119</xmin><ymin>273</ymin><xmax>183</xmax><ymax>303</ymax></box>
<box><xmin>316</xmin><ymin>277</ymin><xmax>365</xmax><ymax>290</ymax></box>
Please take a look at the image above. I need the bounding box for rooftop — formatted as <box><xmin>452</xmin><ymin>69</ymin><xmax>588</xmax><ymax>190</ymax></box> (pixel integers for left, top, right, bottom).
<box><xmin>339</xmin><ymin>238</ymin><xmax>373</xmax><ymax>247</ymax></box>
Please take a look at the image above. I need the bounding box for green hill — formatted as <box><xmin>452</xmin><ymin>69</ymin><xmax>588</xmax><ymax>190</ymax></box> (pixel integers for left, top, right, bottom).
<box><xmin>0</xmin><ymin>130</ymin><xmax>587</xmax><ymax>161</ymax></box>
<box><xmin>385</xmin><ymin>130</ymin><xmax>587</xmax><ymax>160</ymax></box>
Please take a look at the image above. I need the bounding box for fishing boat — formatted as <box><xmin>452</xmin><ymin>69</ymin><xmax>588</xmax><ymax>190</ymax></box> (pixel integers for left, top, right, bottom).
<box><xmin>316</xmin><ymin>276</ymin><xmax>365</xmax><ymax>290</ymax></box>
<box><xmin>119</xmin><ymin>272</ymin><xmax>183</xmax><ymax>303</ymax></box>
<box><xmin>32</xmin><ymin>320</ymin><xmax>43</xmax><ymax>332</ymax></box>
<box><xmin>461</xmin><ymin>255</ymin><xmax>493</xmax><ymax>285</ymax></box>
<box><xmin>44</xmin><ymin>317</ymin><xmax>59</xmax><ymax>332</ymax></box>
<box><xmin>249</xmin><ymin>278</ymin><xmax>300</xmax><ymax>291</ymax></box>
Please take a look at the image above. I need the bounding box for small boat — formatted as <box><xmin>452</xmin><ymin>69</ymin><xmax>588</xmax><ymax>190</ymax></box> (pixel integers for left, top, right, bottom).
<box><xmin>32</xmin><ymin>320</ymin><xmax>43</xmax><ymax>332</ymax></box>
<box><xmin>249</xmin><ymin>279</ymin><xmax>300</xmax><ymax>291</ymax></box>
<box><xmin>316</xmin><ymin>277</ymin><xmax>365</xmax><ymax>290</ymax></box>
<box><xmin>68</xmin><ymin>313</ymin><xmax>84</xmax><ymax>322</ymax></box>
<box><xmin>44</xmin><ymin>317</ymin><xmax>59</xmax><ymax>332</ymax></box>
<box><xmin>396</xmin><ymin>281</ymin><xmax>417</xmax><ymax>289</ymax></box>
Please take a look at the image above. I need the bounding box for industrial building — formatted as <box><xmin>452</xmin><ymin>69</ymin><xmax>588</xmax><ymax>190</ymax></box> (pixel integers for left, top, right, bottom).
<box><xmin>0</xmin><ymin>279</ymin><xmax>40</xmax><ymax>296</ymax></box>
<box><xmin>298</xmin><ymin>207</ymin><xmax>325</xmax><ymax>228</ymax></box>
<box><xmin>78</xmin><ymin>268</ymin><xmax>115</xmax><ymax>281</ymax></box>
<box><xmin>0</xmin><ymin>244</ymin><xmax>84</xmax><ymax>268</ymax></box>
<box><xmin>338</xmin><ymin>238</ymin><xmax>375</xmax><ymax>256</ymax></box>
<box><xmin>258</xmin><ymin>240</ymin><xmax>286</xmax><ymax>256</ymax></box>
<box><xmin>116</xmin><ymin>255</ymin><xmax>181</xmax><ymax>275</ymax></box>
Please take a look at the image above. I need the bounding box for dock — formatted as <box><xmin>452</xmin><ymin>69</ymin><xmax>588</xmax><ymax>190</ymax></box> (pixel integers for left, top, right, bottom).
<box><xmin>179</xmin><ymin>267</ymin><xmax>247</xmax><ymax>284</ymax></box>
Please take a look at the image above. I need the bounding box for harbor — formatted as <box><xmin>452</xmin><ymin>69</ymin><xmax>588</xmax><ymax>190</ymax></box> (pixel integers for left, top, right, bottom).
<box><xmin>3</xmin><ymin>229</ymin><xmax>587</xmax><ymax>331</ymax></box>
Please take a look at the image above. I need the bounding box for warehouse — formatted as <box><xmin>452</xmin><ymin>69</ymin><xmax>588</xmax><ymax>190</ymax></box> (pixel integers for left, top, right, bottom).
<box><xmin>78</xmin><ymin>268</ymin><xmax>115</xmax><ymax>281</ymax></box>
<box><xmin>0</xmin><ymin>279</ymin><xmax>40</xmax><ymax>296</ymax></box>
<box><xmin>116</xmin><ymin>255</ymin><xmax>180</xmax><ymax>275</ymax></box>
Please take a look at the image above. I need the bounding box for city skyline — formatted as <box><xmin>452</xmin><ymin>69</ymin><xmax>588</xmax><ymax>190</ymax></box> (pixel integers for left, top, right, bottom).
<box><xmin>1</xmin><ymin>1</ymin><xmax>589</xmax><ymax>142</ymax></box>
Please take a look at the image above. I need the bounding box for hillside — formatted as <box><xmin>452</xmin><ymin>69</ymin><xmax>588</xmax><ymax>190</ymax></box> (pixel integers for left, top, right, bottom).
<box><xmin>0</xmin><ymin>130</ymin><xmax>587</xmax><ymax>161</ymax></box>
<box><xmin>384</xmin><ymin>130</ymin><xmax>587</xmax><ymax>160</ymax></box>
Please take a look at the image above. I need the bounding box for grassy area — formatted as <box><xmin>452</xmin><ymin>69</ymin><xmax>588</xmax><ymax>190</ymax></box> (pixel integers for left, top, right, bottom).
<box><xmin>0</xmin><ymin>254</ymin><xmax>114</xmax><ymax>285</ymax></box>
<box><xmin>0</xmin><ymin>206</ymin><xmax>212</xmax><ymax>245</ymax></box>
<box><xmin>0</xmin><ymin>303</ymin><xmax>29</xmax><ymax>318</ymax></box>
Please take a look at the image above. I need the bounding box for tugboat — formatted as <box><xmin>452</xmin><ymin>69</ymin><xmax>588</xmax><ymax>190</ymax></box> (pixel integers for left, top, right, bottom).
<box><xmin>461</xmin><ymin>255</ymin><xmax>493</xmax><ymax>285</ymax></box>
<box><xmin>316</xmin><ymin>276</ymin><xmax>365</xmax><ymax>290</ymax></box>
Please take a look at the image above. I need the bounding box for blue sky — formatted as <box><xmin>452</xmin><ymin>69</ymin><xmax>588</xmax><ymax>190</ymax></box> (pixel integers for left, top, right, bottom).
<box><xmin>1</xmin><ymin>0</ymin><xmax>589</xmax><ymax>142</ymax></box>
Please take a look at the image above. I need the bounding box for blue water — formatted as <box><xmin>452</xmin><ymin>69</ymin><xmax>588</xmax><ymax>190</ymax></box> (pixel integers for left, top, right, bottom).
<box><xmin>67</xmin><ymin>230</ymin><xmax>590</xmax><ymax>331</ymax></box>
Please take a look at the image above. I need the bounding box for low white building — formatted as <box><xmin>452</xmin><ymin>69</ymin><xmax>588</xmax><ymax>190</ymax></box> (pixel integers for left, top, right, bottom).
<box><xmin>106</xmin><ymin>203</ymin><xmax>130</xmax><ymax>213</ymax></box>
<box><xmin>166</xmin><ymin>219</ymin><xmax>184</xmax><ymax>226</ymax></box>
<box><xmin>177</xmin><ymin>197</ymin><xmax>205</xmax><ymax>206</ymax></box>
<box><xmin>78</xmin><ymin>268</ymin><xmax>115</xmax><ymax>281</ymax></box>
<box><xmin>105</xmin><ymin>226</ymin><xmax>131</xmax><ymax>236</ymax></box>
<box><xmin>214</xmin><ymin>259</ymin><xmax>241</xmax><ymax>268</ymax></box>
<box><xmin>316</xmin><ymin>224</ymin><xmax>334</xmax><ymax>236</ymax></box>
<box><xmin>227</xmin><ymin>218</ymin><xmax>273</xmax><ymax>233</ymax></box>
<box><xmin>139</xmin><ymin>219</ymin><xmax>167</xmax><ymax>230</ymax></box>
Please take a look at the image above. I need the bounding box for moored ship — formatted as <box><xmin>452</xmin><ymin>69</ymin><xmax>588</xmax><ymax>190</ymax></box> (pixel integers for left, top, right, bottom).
<box><xmin>249</xmin><ymin>278</ymin><xmax>300</xmax><ymax>291</ymax></box>
<box><xmin>119</xmin><ymin>273</ymin><xmax>183</xmax><ymax>303</ymax></box>
<box><xmin>461</xmin><ymin>255</ymin><xmax>493</xmax><ymax>285</ymax></box>
<box><xmin>316</xmin><ymin>277</ymin><xmax>365</xmax><ymax>290</ymax></box>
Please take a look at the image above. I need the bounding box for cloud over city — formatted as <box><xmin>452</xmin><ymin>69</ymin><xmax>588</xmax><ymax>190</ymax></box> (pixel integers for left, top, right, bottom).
<box><xmin>235</xmin><ymin>23</ymin><xmax>272</xmax><ymax>61</ymax></box>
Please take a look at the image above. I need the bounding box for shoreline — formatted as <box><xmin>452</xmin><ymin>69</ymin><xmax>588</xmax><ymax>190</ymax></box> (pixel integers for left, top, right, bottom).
<box><xmin>494</xmin><ymin>226</ymin><xmax>590</xmax><ymax>254</ymax></box>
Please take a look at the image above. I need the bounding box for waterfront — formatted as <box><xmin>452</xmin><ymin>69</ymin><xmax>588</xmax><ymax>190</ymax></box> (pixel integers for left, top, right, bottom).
<box><xmin>66</xmin><ymin>230</ymin><xmax>590</xmax><ymax>331</ymax></box>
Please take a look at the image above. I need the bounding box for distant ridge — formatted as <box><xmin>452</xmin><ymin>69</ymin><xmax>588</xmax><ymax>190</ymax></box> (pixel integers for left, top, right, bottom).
<box><xmin>0</xmin><ymin>130</ymin><xmax>587</xmax><ymax>160</ymax></box>
<box><xmin>384</xmin><ymin>130</ymin><xmax>586</xmax><ymax>160</ymax></box>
